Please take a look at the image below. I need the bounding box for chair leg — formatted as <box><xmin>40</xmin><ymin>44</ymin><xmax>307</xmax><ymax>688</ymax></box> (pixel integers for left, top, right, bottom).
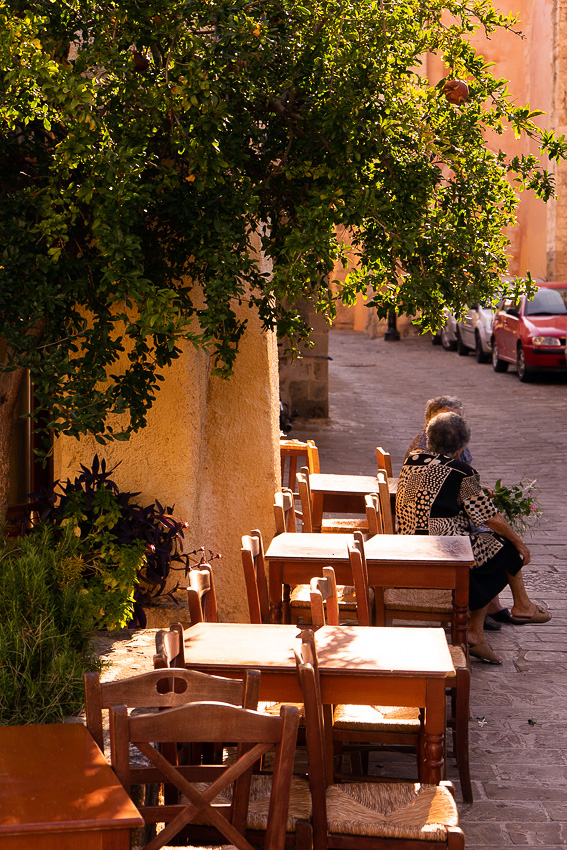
<box><xmin>453</xmin><ymin>666</ymin><xmax>473</xmax><ymax>803</ymax></box>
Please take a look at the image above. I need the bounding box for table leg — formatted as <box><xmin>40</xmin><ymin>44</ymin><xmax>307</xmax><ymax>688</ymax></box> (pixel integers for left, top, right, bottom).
<box><xmin>454</xmin><ymin>603</ymin><xmax>468</xmax><ymax>648</ymax></box>
<box><xmin>268</xmin><ymin>563</ymin><xmax>284</xmax><ymax>624</ymax></box>
<box><xmin>323</xmin><ymin>703</ymin><xmax>334</xmax><ymax>785</ymax></box>
<box><xmin>423</xmin><ymin>679</ymin><xmax>446</xmax><ymax>784</ymax></box>
<box><xmin>454</xmin><ymin>572</ymin><xmax>469</xmax><ymax>647</ymax></box>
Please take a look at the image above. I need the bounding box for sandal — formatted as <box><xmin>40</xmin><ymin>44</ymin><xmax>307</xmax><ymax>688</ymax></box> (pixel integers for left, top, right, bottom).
<box><xmin>469</xmin><ymin>642</ymin><xmax>502</xmax><ymax>665</ymax></box>
<box><xmin>490</xmin><ymin>607</ymin><xmax>514</xmax><ymax>624</ymax></box>
<box><xmin>509</xmin><ymin>605</ymin><xmax>552</xmax><ymax>625</ymax></box>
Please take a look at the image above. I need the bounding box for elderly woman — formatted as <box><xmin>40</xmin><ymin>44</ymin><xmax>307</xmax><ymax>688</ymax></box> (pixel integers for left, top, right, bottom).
<box><xmin>396</xmin><ymin>412</ymin><xmax>551</xmax><ymax>664</ymax></box>
<box><xmin>406</xmin><ymin>394</ymin><xmax>512</xmax><ymax>627</ymax></box>
<box><xmin>406</xmin><ymin>395</ymin><xmax>472</xmax><ymax>463</ymax></box>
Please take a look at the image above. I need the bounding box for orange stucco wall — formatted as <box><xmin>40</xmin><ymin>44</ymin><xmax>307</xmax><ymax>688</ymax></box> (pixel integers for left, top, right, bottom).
<box><xmin>53</xmin><ymin>286</ymin><xmax>280</xmax><ymax>624</ymax></box>
<box><xmin>336</xmin><ymin>0</ymin><xmax>560</xmax><ymax>332</ymax></box>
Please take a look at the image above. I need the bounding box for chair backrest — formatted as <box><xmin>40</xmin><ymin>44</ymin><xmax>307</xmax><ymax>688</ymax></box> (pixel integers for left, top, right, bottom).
<box><xmin>348</xmin><ymin>533</ymin><xmax>372</xmax><ymax>627</ymax></box>
<box><xmin>187</xmin><ymin>563</ymin><xmax>218</xmax><ymax>624</ymax></box>
<box><xmin>240</xmin><ymin>530</ymin><xmax>270</xmax><ymax>623</ymax></box>
<box><xmin>154</xmin><ymin>622</ymin><xmax>186</xmax><ymax>668</ymax></box>
<box><xmin>309</xmin><ymin>567</ymin><xmax>340</xmax><ymax>628</ymax></box>
<box><xmin>294</xmin><ymin>632</ymin><xmax>330</xmax><ymax>846</ymax></box>
<box><xmin>273</xmin><ymin>488</ymin><xmax>298</xmax><ymax>534</ymax></box>
<box><xmin>306</xmin><ymin>440</ymin><xmax>320</xmax><ymax>474</ymax></box>
<box><xmin>364</xmin><ymin>492</ymin><xmax>383</xmax><ymax>536</ymax></box>
<box><xmin>296</xmin><ymin>469</ymin><xmax>314</xmax><ymax>532</ymax></box>
<box><xmin>376</xmin><ymin>470</ymin><xmax>394</xmax><ymax>534</ymax></box>
<box><xmin>110</xmin><ymin>700</ymin><xmax>300</xmax><ymax>850</ymax></box>
<box><xmin>376</xmin><ymin>446</ymin><xmax>393</xmax><ymax>478</ymax></box>
<box><xmin>84</xmin><ymin>666</ymin><xmax>260</xmax><ymax>753</ymax></box>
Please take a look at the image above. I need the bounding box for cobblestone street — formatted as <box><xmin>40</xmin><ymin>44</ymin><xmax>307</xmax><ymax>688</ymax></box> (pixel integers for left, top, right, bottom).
<box><xmin>290</xmin><ymin>329</ymin><xmax>567</xmax><ymax>849</ymax></box>
<box><xmin>95</xmin><ymin>327</ymin><xmax>567</xmax><ymax>849</ymax></box>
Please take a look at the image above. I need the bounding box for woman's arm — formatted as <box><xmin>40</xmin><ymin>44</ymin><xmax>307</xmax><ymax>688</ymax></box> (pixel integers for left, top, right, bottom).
<box><xmin>486</xmin><ymin>512</ymin><xmax>531</xmax><ymax>566</ymax></box>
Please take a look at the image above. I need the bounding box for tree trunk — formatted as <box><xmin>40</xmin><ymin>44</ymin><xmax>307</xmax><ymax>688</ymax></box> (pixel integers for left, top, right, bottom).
<box><xmin>0</xmin><ymin>367</ymin><xmax>26</xmax><ymax>520</ymax></box>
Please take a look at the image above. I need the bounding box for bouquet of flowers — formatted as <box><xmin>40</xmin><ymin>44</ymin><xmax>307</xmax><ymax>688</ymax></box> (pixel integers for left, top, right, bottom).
<box><xmin>485</xmin><ymin>477</ymin><xmax>543</xmax><ymax>536</ymax></box>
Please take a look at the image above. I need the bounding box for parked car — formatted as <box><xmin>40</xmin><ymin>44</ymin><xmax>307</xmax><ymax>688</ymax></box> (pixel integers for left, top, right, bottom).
<box><xmin>431</xmin><ymin>309</ymin><xmax>458</xmax><ymax>350</ymax></box>
<box><xmin>491</xmin><ymin>282</ymin><xmax>567</xmax><ymax>381</ymax></box>
<box><xmin>455</xmin><ymin>303</ymin><xmax>494</xmax><ymax>362</ymax></box>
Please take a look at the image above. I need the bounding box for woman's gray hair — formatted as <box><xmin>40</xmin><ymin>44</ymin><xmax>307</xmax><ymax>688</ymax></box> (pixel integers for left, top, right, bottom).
<box><xmin>426</xmin><ymin>412</ymin><xmax>471</xmax><ymax>456</ymax></box>
<box><xmin>424</xmin><ymin>395</ymin><xmax>464</xmax><ymax>424</ymax></box>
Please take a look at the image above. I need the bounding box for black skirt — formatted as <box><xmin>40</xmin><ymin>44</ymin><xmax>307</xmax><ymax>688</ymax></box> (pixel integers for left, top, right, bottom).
<box><xmin>469</xmin><ymin>537</ymin><xmax>523</xmax><ymax>611</ymax></box>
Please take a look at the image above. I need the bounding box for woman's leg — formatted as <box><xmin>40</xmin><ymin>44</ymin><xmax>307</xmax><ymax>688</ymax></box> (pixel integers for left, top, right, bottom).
<box><xmin>468</xmin><ymin>604</ymin><xmax>491</xmax><ymax>646</ymax></box>
<box><xmin>507</xmin><ymin>570</ymin><xmax>544</xmax><ymax>618</ymax></box>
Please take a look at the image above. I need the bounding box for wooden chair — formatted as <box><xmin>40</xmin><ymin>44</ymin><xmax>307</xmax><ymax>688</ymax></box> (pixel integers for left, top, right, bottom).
<box><xmin>187</xmin><ymin>563</ymin><xmax>218</xmax><ymax>624</ymax></box>
<box><xmin>376</xmin><ymin>446</ymin><xmax>393</xmax><ymax>478</ymax></box>
<box><xmin>375</xmin><ymin>469</ymin><xmax>394</xmax><ymax>534</ymax></box>
<box><xmin>355</xmin><ymin>534</ymin><xmax>473</xmax><ymax>803</ymax></box>
<box><xmin>154</xmin><ymin>622</ymin><xmax>186</xmax><ymax>668</ymax></box>
<box><xmin>84</xmin><ymin>666</ymin><xmax>260</xmax><ymax>754</ymax></box>
<box><xmin>309</xmin><ymin>564</ymin><xmax>421</xmax><ymax>780</ymax></box>
<box><xmin>296</xmin><ymin>468</ymin><xmax>369</xmax><ymax>534</ymax></box>
<box><xmin>306</xmin><ymin>439</ymin><xmax>320</xmax><ymax>474</ymax></box>
<box><xmin>109</xmin><ymin>700</ymin><xmax>303</xmax><ymax>850</ymax></box>
<box><xmin>280</xmin><ymin>438</ymin><xmax>309</xmax><ymax>495</ymax></box>
<box><xmin>374</xmin><ymin>466</ymin><xmax>454</xmax><ymax>632</ymax></box>
<box><xmin>365</xmin><ymin>492</ymin><xmax>384</xmax><ymax>536</ymax></box>
<box><xmin>309</xmin><ymin>567</ymin><xmax>340</xmax><ymax>628</ymax></box>
<box><xmin>295</xmin><ymin>634</ymin><xmax>465</xmax><ymax>850</ymax></box>
<box><xmin>287</xmin><ymin>523</ymin><xmax>375</xmax><ymax>628</ymax></box>
<box><xmin>374</xmin><ymin>464</ymin><xmax>454</xmax><ymax>634</ymax></box>
<box><xmin>241</xmin><ymin>530</ymin><xmax>271</xmax><ymax>624</ymax></box>
<box><xmin>274</xmin><ymin>488</ymin><xmax>298</xmax><ymax>534</ymax></box>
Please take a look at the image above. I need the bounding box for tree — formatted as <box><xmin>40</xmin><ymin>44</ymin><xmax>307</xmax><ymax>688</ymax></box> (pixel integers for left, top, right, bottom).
<box><xmin>0</xmin><ymin>0</ymin><xmax>565</xmax><ymax>513</ymax></box>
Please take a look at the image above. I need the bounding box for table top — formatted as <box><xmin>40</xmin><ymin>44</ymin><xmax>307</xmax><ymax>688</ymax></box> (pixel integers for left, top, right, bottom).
<box><xmin>0</xmin><ymin>723</ymin><xmax>143</xmax><ymax>836</ymax></box>
<box><xmin>265</xmin><ymin>532</ymin><xmax>474</xmax><ymax>566</ymax></box>
<box><xmin>182</xmin><ymin>622</ymin><xmax>454</xmax><ymax>679</ymax></box>
<box><xmin>308</xmin><ymin>472</ymin><xmax>396</xmax><ymax>495</ymax></box>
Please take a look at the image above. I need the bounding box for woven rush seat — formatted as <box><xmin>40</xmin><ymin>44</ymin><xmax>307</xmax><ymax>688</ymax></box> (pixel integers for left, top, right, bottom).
<box><xmin>332</xmin><ymin>703</ymin><xmax>420</xmax><ymax>733</ymax></box>
<box><xmin>384</xmin><ymin>588</ymin><xmax>452</xmax><ymax>613</ymax></box>
<box><xmin>188</xmin><ymin>775</ymin><xmax>312</xmax><ymax>832</ymax></box>
<box><xmin>325</xmin><ymin>781</ymin><xmax>459</xmax><ymax>840</ymax></box>
<box><xmin>290</xmin><ymin>583</ymin><xmax>374</xmax><ymax>610</ymax></box>
<box><xmin>449</xmin><ymin>644</ymin><xmax>466</xmax><ymax>669</ymax></box>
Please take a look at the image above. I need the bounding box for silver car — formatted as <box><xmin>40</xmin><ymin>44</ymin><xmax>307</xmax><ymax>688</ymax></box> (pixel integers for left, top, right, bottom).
<box><xmin>455</xmin><ymin>303</ymin><xmax>494</xmax><ymax>363</ymax></box>
<box><xmin>431</xmin><ymin>308</ymin><xmax>458</xmax><ymax>350</ymax></box>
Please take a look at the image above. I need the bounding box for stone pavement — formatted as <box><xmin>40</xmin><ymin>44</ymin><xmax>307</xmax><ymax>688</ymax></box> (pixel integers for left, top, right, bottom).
<box><xmin>289</xmin><ymin>329</ymin><xmax>567</xmax><ymax>849</ymax></box>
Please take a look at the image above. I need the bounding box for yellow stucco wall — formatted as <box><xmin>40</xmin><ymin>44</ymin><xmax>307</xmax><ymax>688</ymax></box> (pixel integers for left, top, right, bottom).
<box><xmin>52</xmin><ymin>302</ymin><xmax>280</xmax><ymax>624</ymax></box>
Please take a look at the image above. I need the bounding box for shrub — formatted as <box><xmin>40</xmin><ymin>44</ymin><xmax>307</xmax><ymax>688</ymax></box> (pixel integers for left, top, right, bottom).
<box><xmin>0</xmin><ymin>527</ymin><xmax>101</xmax><ymax>725</ymax></box>
<box><xmin>25</xmin><ymin>455</ymin><xmax>192</xmax><ymax>627</ymax></box>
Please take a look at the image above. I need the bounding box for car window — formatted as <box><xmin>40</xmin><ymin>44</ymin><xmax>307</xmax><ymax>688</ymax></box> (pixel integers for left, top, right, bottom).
<box><xmin>524</xmin><ymin>287</ymin><xmax>567</xmax><ymax>316</ymax></box>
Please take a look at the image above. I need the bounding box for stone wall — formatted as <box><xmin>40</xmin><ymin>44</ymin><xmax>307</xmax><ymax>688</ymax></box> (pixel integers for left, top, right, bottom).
<box><xmin>278</xmin><ymin>300</ymin><xmax>330</xmax><ymax>420</ymax></box>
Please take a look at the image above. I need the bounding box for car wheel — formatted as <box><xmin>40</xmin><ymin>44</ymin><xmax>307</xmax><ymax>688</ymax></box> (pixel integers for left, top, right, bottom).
<box><xmin>516</xmin><ymin>343</ymin><xmax>533</xmax><ymax>382</ymax></box>
<box><xmin>475</xmin><ymin>332</ymin><xmax>490</xmax><ymax>363</ymax></box>
<box><xmin>431</xmin><ymin>331</ymin><xmax>442</xmax><ymax>346</ymax></box>
<box><xmin>441</xmin><ymin>330</ymin><xmax>457</xmax><ymax>351</ymax></box>
<box><xmin>456</xmin><ymin>332</ymin><xmax>469</xmax><ymax>356</ymax></box>
<box><xmin>492</xmin><ymin>339</ymin><xmax>508</xmax><ymax>372</ymax></box>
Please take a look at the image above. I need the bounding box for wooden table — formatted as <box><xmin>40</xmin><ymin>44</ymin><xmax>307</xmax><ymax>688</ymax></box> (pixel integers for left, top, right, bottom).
<box><xmin>308</xmin><ymin>472</ymin><xmax>397</xmax><ymax>531</ymax></box>
<box><xmin>181</xmin><ymin>622</ymin><xmax>453</xmax><ymax>785</ymax></box>
<box><xmin>265</xmin><ymin>532</ymin><xmax>473</xmax><ymax>646</ymax></box>
<box><xmin>0</xmin><ymin>723</ymin><xmax>143</xmax><ymax>849</ymax></box>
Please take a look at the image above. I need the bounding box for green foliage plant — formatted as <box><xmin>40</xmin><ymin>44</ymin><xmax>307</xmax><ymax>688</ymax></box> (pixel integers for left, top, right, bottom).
<box><xmin>0</xmin><ymin>526</ymin><xmax>101</xmax><ymax>725</ymax></box>
<box><xmin>0</xmin><ymin>0</ymin><xmax>566</xmax><ymax>457</ymax></box>
<box><xmin>27</xmin><ymin>455</ymin><xmax>192</xmax><ymax>628</ymax></box>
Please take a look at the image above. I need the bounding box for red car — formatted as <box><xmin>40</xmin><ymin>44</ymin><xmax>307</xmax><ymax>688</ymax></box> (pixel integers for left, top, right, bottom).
<box><xmin>491</xmin><ymin>282</ymin><xmax>567</xmax><ymax>382</ymax></box>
